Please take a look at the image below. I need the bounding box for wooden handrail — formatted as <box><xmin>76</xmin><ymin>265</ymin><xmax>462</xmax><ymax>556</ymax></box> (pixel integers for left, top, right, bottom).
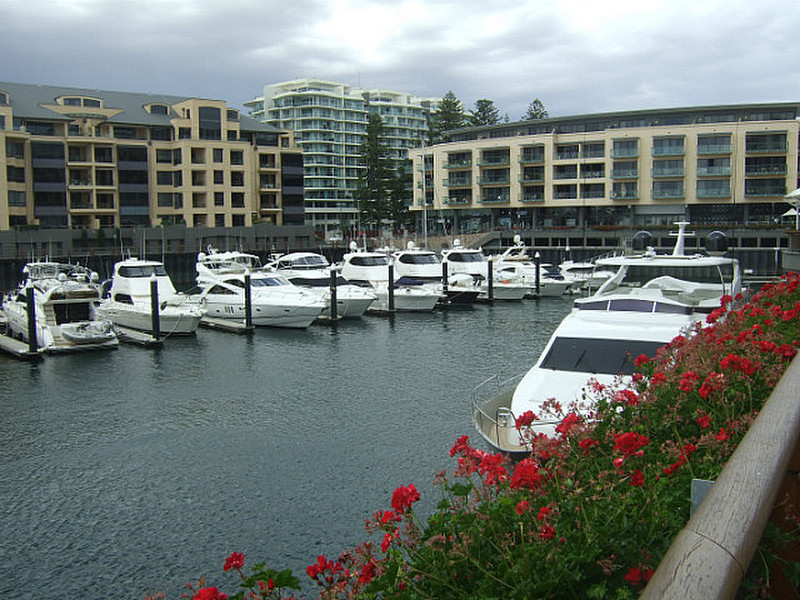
<box><xmin>641</xmin><ymin>355</ymin><xmax>800</xmax><ymax>599</ymax></box>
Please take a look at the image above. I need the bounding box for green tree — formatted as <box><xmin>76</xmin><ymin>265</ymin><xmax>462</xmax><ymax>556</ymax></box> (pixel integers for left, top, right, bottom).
<box><xmin>522</xmin><ymin>98</ymin><xmax>549</xmax><ymax>120</ymax></box>
<box><xmin>467</xmin><ymin>98</ymin><xmax>502</xmax><ymax>126</ymax></box>
<box><xmin>387</xmin><ymin>168</ymin><xmax>413</xmax><ymax>231</ymax></box>
<box><xmin>427</xmin><ymin>91</ymin><xmax>466</xmax><ymax>144</ymax></box>
<box><xmin>356</xmin><ymin>113</ymin><xmax>394</xmax><ymax>232</ymax></box>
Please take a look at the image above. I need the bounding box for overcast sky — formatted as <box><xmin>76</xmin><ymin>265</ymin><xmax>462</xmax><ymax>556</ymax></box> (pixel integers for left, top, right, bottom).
<box><xmin>2</xmin><ymin>0</ymin><xmax>799</xmax><ymax>120</ymax></box>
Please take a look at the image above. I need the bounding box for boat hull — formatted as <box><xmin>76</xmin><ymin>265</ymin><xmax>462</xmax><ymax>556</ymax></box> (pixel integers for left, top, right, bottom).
<box><xmin>96</xmin><ymin>302</ymin><xmax>202</xmax><ymax>335</ymax></box>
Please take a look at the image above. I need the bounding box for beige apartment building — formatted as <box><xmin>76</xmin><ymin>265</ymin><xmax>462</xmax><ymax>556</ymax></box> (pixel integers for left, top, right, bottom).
<box><xmin>411</xmin><ymin>103</ymin><xmax>800</xmax><ymax>234</ymax></box>
<box><xmin>0</xmin><ymin>82</ymin><xmax>304</xmax><ymax>231</ymax></box>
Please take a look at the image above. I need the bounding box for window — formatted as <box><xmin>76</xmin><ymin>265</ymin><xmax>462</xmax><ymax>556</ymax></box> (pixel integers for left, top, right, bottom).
<box><xmin>191</xmin><ymin>148</ymin><xmax>206</xmax><ymax>164</ymax></box>
<box><xmin>231</xmin><ymin>171</ymin><xmax>244</xmax><ymax>186</ymax></box>
<box><xmin>192</xmin><ymin>171</ymin><xmax>206</xmax><ymax>186</ymax></box>
<box><xmin>231</xmin><ymin>192</ymin><xmax>245</xmax><ymax>208</ymax></box>
<box><xmin>117</xmin><ymin>146</ymin><xmax>147</xmax><ymax>162</ymax></box>
<box><xmin>612</xmin><ymin>139</ymin><xmax>639</xmax><ymax>158</ymax></box>
<box><xmin>94</xmin><ymin>146</ymin><xmax>113</xmax><ymax>162</ymax></box>
<box><xmin>214</xmin><ymin>170</ymin><xmax>224</xmax><ymax>185</ymax></box>
<box><xmin>158</xmin><ymin>192</ymin><xmax>173</xmax><ymax>207</ymax></box>
<box><xmin>214</xmin><ymin>192</ymin><xmax>224</xmax><ymax>206</ymax></box>
<box><xmin>652</xmin><ymin>136</ymin><xmax>685</xmax><ymax>156</ymax></box>
<box><xmin>215</xmin><ymin>214</ymin><xmax>226</xmax><ymax>227</ymax></box>
<box><xmin>31</xmin><ymin>142</ymin><xmax>65</xmax><ymax>159</ymax></box>
<box><xmin>232</xmin><ymin>214</ymin><xmax>245</xmax><ymax>227</ymax></box>
<box><xmin>156</xmin><ymin>149</ymin><xmax>173</xmax><ymax>163</ymax></box>
<box><xmin>697</xmin><ymin>179</ymin><xmax>730</xmax><ymax>198</ymax></box>
<box><xmin>149</xmin><ymin>104</ymin><xmax>169</xmax><ymax>115</ymax></box>
<box><xmin>6</xmin><ymin>139</ymin><xmax>24</xmax><ymax>158</ymax></box>
<box><xmin>8</xmin><ymin>190</ymin><xmax>26</xmax><ymax>206</ymax></box>
<box><xmin>119</xmin><ymin>170</ymin><xmax>148</xmax><ymax>185</ymax></box>
<box><xmin>213</xmin><ymin>148</ymin><xmax>224</xmax><ymax>163</ymax></box>
<box><xmin>179</xmin><ymin>127</ymin><xmax>191</xmax><ymax>140</ymax></box>
<box><xmin>157</xmin><ymin>171</ymin><xmax>174</xmax><ymax>185</ymax></box>
<box><xmin>114</xmin><ymin>126</ymin><xmax>137</xmax><ymax>140</ymax></box>
<box><xmin>230</xmin><ymin>150</ymin><xmax>244</xmax><ymax>165</ymax></box>
<box><xmin>540</xmin><ymin>337</ymin><xmax>665</xmax><ymax>375</ymax></box>
<box><xmin>95</xmin><ymin>169</ymin><xmax>114</xmax><ymax>186</ymax></box>
<box><xmin>198</xmin><ymin>106</ymin><xmax>222</xmax><ymax>140</ymax></box>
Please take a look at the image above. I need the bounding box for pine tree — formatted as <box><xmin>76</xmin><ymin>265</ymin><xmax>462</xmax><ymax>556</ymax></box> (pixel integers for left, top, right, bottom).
<box><xmin>467</xmin><ymin>99</ymin><xmax>502</xmax><ymax>126</ymax></box>
<box><xmin>356</xmin><ymin>113</ymin><xmax>394</xmax><ymax>233</ymax></box>
<box><xmin>522</xmin><ymin>98</ymin><xmax>549</xmax><ymax>120</ymax></box>
<box><xmin>427</xmin><ymin>91</ymin><xmax>466</xmax><ymax>144</ymax></box>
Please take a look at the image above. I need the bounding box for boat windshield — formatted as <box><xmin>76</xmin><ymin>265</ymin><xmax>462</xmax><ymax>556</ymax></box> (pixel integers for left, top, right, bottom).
<box><xmin>539</xmin><ymin>336</ymin><xmax>666</xmax><ymax>375</ymax></box>
<box><xmin>621</xmin><ymin>264</ymin><xmax>735</xmax><ymax>287</ymax></box>
<box><xmin>448</xmin><ymin>252</ymin><xmax>484</xmax><ymax>263</ymax></box>
<box><xmin>250</xmin><ymin>276</ymin><xmax>290</xmax><ymax>287</ymax></box>
<box><xmin>279</xmin><ymin>255</ymin><xmax>328</xmax><ymax>269</ymax></box>
<box><xmin>398</xmin><ymin>253</ymin><xmax>438</xmax><ymax>265</ymax></box>
<box><xmin>350</xmin><ymin>255</ymin><xmax>389</xmax><ymax>267</ymax></box>
<box><xmin>118</xmin><ymin>264</ymin><xmax>168</xmax><ymax>278</ymax></box>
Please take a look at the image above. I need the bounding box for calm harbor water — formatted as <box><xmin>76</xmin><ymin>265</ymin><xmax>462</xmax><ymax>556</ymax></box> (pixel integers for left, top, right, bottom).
<box><xmin>0</xmin><ymin>298</ymin><xmax>573</xmax><ymax>600</ymax></box>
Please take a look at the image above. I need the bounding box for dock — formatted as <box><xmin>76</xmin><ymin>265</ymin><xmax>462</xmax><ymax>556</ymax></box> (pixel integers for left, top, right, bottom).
<box><xmin>113</xmin><ymin>326</ymin><xmax>164</xmax><ymax>348</ymax></box>
<box><xmin>199</xmin><ymin>316</ymin><xmax>253</xmax><ymax>333</ymax></box>
<box><xmin>0</xmin><ymin>314</ymin><xmax>44</xmax><ymax>360</ymax></box>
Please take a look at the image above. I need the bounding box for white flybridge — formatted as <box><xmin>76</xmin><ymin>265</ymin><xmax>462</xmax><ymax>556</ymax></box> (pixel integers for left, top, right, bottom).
<box><xmin>441</xmin><ymin>239</ymin><xmax>529</xmax><ymax>301</ymax></box>
<box><xmin>472</xmin><ymin>222</ymin><xmax>742</xmax><ymax>454</ymax></box>
<box><xmin>96</xmin><ymin>258</ymin><xmax>203</xmax><ymax>335</ymax></box>
<box><xmin>340</xmin><ymin>241</ymin><xmax>441</xmax><ymax>313</ymax></box>
<box><xmin>2</xmin><ymin>262</ymin><xmax>118</xmax><ymax>353</ymax></box>
<box><xmin>492</xmin><ymin>235</ymin><xmax>573</xmax><ymax>298</ymax></box>
<box><xmin>391</xmin><ymin>241</ymin><xmax>480</xmax><ymax>306</ymax></box>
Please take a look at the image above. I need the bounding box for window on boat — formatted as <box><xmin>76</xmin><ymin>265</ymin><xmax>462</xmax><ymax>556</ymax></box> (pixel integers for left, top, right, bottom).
<box><xmin>114</xmin><ymin>293</ymin><xmax>134</xmax><ymax>305</ymax></box>
<box><xmin>351</xmin><ymin>256</ymin><xmax>388</xmax><ymax>267</ymax></box>
<box><xmin>53</xmin><ymin>302</ymin><xmax>92</xmax><ymax>324</ymax></box>
<box><xmin>208</xmin><ymin>285</ymin><xmax>236</xmax><ymax>295</ymax></box>
<box><xmin>448</xmin><ymin>252</ymin><xmax>484</xmax><ymax>263</ymax></box>
<box><xmin>118</xmin><ymin>265</ymin><xmax>168</xmax><ymax>278</ymax></box>
<box><xmin>540</xmin><ymin>337</ymin><xmax>666</xmax><ymax>375</ymax></box>
<box><xmin>623</xmin><ymin>264</ymin><xmax>732</xmax><ymax>288</ymax></box>
<box><xmin>251</xmin><ymin>276</ymin><xmax>287</xmax><ymax>287</ymax></box>
<box><xmin>399</xmin><ymin>254</ymin><xmax>438</xmax><ymax>265</ymax></box>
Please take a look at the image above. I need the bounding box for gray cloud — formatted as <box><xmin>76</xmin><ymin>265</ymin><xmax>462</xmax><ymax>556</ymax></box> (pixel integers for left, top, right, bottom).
<box><xmin>1</xmin><ymin>0</ymin><xmax>799</xmax><ymax>118</ymax></box>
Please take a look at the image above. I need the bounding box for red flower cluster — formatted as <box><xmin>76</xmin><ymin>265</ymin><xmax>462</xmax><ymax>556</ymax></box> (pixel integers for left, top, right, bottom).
<box><xmin>193</xmin><ymin>588</ymin><xmax>227</xmax><ymax>600</ymax></box>
<box><xmin>719</xmin><ymin>353</ymin><xmax>758</xmax><ymax>376</ymax></box>
<box><xmin>555</xmin><ymin>412</ymin><xmax>582</xmax><ymax>435</ymax></box>
<box><xmin>515</xmin><ymin>500</ymin><xmax>530</xmax><ymax>515</ymax></box>
<box><xmin>510</xmin><ymin>458</ymin><xmax>542</xmax><ymax>491</ymax></box>
<box><xmin>698</xmin><ymin>371</ymin><xmax>724</xmax><ymax>400</ymax></box>
<box><xmin>624</xmin><ymin>566</ymin><xmax>654</xmax><ymax>586</ymax></box>
<box><xmin>515</xmin><ymin>410</ymin><xmax>538</xmax><ymax>430</ymax></box>
<box><xmin>613</xmin><ymin>432</ymin><xmax>650</xmax><ymax>457</ymax></box>
<box><xmin>391</xmin><ymin>484</ymin><xmax>420</xmax><ymax>514</ymax></box>
<box><xmin>306</xmin><ymin>554</ymin><xmax>346</xmax><ymax>585</ymax></box>
<box><xmin>478</xmin><ymin>452</ymin><xmax>509</xmax><ymax>486</ymax></box>
<box><xmin>614</xmin><ymin>389</ymin><xmax>640</xmax><ymax>406</ymax></box>
<box><xmin>678</xmin><ymin>371</ymin><xmax>700</xmax><ymax>392</ymax></box>
<box><xmin>634</xmin><ymin>353</ymin><xmax>650</xmax><ymax>367</ymax></box>
<box><xmin>223</xmin><ymin>551</ymin><xmax>244</xmax><ymax>573</ymax></box>
<box><xmin>538</xmin><ymin>524</ymin><xmax>556</xmax><ymax>540</ymax></box>
<box><xmin>696</xmin><ymin>413</ymin><xmax>712</xmax><ymax>429</ymax></box>
<box><xmin>630</xmin><ymin>469</ymin><xmax>645</xmax><ymax>487</ymax></box>
<box><xmin>662</xmin><ymin>443</ymin><xmax>698</xmax><ymax>476</ymax></box>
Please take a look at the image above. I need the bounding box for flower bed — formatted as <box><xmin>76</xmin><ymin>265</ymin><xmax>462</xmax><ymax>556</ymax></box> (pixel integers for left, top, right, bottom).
<box><xmin>167</xmin><ymin>273</ymin><xmax>800</xmax><ymax>600</ymax></box>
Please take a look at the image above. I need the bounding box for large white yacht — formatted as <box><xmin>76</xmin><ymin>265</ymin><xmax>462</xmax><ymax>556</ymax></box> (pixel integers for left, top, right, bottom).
<box><xmin>391</xmin><ymin>242</ymin><xmax>480</xmax><ymax>306</ymax></box>
<box><xmin>2</xmin><ymin>262</ymin><xmax>118</xmax><ymax>352</ymax></box>
<box><xmin>441</xmin><ymin>240</ymin><xmax>529</xmax><ymax>301</ymax></box>
<box><xmin>472</xmin><ymin>222</ymin><xmax>742</xmax><ymax>453</ymax></box>
<box><xmin>189</xmin><ymin>249</ymin><xmax>324</xmax><ymax>328</ymax></box>
<box><xmin>339</xmin><ymin>244</ymin><xmax>440</xmax><ymax>313</ymax></box>
<box><xmin>96</xmin><ymin>258</ymin><xmax>203</xmax><ymax>335</ymax></box>
<box><xmin>270</xmin><ymin>251</ymin><xmax>376</xmax><ymax>319</ymax></box>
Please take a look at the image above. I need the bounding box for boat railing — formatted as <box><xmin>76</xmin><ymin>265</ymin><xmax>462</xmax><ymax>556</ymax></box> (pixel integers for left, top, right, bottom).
<box><xmin>471</xmin><ymin>372</ymin><xmax>523</xmax><ymax>447</ymax></box>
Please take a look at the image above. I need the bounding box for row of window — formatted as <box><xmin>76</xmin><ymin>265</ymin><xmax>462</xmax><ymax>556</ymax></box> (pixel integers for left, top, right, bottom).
<box><xmin>444</xmin><ymin>132</ymin><xmax>791</xmax><ymax>168</ymax></box>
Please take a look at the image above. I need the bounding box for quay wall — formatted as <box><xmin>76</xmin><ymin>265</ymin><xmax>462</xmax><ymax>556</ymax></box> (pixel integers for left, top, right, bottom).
<box><xmin>0</xmin><ymin>224</ymin><xmax>795</xmax><ymax>291</ymax></box>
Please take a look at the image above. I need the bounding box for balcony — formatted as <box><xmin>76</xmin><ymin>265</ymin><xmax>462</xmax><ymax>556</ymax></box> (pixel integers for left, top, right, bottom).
<box><xmin>697</xmin><ymin>166</ymin><xmax>732</xmax><ymax>177</ymax></box>
<box><xmin>611</xmin><ymin>169</ymin><xmax>638</xmax><ymax>179</ymax></box>
<box><xmin>445</xmin><ymin>196</ymin><xmax>471</xmax><ymax>205</ymax></box>
<box><xmin>479</xmin><ymin>175</ymin><xmax>510</xmax><ymax>185</ymax></box>
<box><xmin>444</xmin><ymin>159</ymin><xmax>472</xmax><ymax>169</ymax></box>
<box><xmin>520</xmin><ymin>193</ymin><xmax>544</xmax><ymax>202</ymax></box>
<box><xmin>652</xmin><ymin>189</ymin><xmax>685</xmax><ymax>199</ymax></box>
<box><xmin>745</xmin><ymin>165</ymin><xmax>787</xmax><ymax>176</ymax></box>
<box><xmin>444</xmin><ymin>177</ymin><xmax>471</xmax><ymax>187</ymax></box>
<box><xmin>697</xmin><ymin>143</ymin><xmax>731</xmax><ymax>155</ymax></box>
<box><xmin>746</xmin><ymin>142</ymin><xmax>788</xmax><ymax>153</ymax></box>
<box><xmin>652</xmin><ymin>147</ymin><xmax>685</xmax><ymax>157</ymax></box>
<box><xmin>651</xmin><ymin>167</ymin><xmax>685</xmax><ymax>178</ymax></box>
<box><xmin>611</xmin><ymin>149</ymin><xmax>639</xmax><ymax>159</ymax></box>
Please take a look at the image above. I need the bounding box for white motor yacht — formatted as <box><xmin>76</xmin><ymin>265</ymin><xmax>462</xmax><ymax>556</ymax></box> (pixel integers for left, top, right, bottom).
<box><xmin>391</xmin><ymin>242</ymin><xmax>480</xmax><ymax>306</ymax></box>
<box><xmin>493</xmin><ymin>238</ymin><xmax>573</xmax><ymax>297</ymax></box>
<box><xmin>271</xmin><ymin>251</ymin><xmax>376</xmax><ymax>319</ymax></box>
<box><xmin>441</xmin><ymin>240</ymin><xmax>529</xmax><ymax>301</ymax></box>
<box><xmin>1</xmin><ymin>262</ymin><xmax>118</xmax><ymax>352</ymax></box>
<box><xmin>190</xmin><ymin>249</ymin><xmax>324</xmax><ymax>328</ymax></box>
<box><xmin>340</xmin><ymin>244</ymin><xmax>440</xmax><ymax>313</ymax></box>
<box><xmin>472</xmin><ymin>222</ymin><xmax>742</xmax><ymax>453</ymax></box>
<box><xmin>96</xmin><ymin>258</ymin><xmax>203</xmax><ymax>335</ymax></box>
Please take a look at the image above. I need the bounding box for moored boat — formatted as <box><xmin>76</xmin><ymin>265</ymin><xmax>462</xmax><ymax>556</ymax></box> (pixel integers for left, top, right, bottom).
<box><xmin>1</xmin><ymin>262</ymin><xmax>118</xmax><ymax>353</ymax></box>
<box><xmin>96</xmin><ymin>257</ymin><xmax>203</xmax><ymax>335</ymax></box>
<box><xmin>472</xmin><ymin>222</ymin><xmax>742</xmax><ymax>453</ymax></box>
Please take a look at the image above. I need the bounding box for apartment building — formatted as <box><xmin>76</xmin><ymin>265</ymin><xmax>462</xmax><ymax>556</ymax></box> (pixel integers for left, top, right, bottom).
<box><xmin>0</xmin><ymin>82</ymin><xmax>304</xmax><ymax>231</ymax></box>
<box><xmin>246</xmin><ymin>79</ymin><xmax>438</xmax><ymax>237</ymax></box>
<box><xmin>411</xmin><ymin>103</ymin><xmax>800</xmax><ymax>234</ymax></box>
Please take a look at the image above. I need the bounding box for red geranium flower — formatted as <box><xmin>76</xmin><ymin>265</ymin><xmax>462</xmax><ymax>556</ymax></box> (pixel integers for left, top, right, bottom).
<box><xmin>193</xmin><ymin>587</ymin><xmax>227</xmax><ymax>600</ymax></box>
<box><xmin>391</xmin><ymin>483</ymin><xmax>420</xmax><ymax>514</ymax></box>
<box><xmin>515</xmin><ymin>410</ymin><xmax>537</xmax><ymax>430</ymax></box>
<box><xmin>537</xmin><ymin>506</ymin><xmax>551</xmax><ymax>521</ymax></box>
<box><xmin>630</xmin><ymin>469</ymin><xmax>645</xmax><ymax>487</ymax></box>
<box><xmin>223</xmin><ymin>551</ymin><xmax>244</xmax><ymax>573</ymax></box>
<box><xmin>613</xmin><ymin>431</ymin><xmax>650</xmax><ymax>457</ymax></box>
<box><xmin>510</xmin><ymin>458</ymin><xmax>542</xmax><ymax>491</ymax></box>
<box><xmin>634</xmin><ymin>353</ymin><xmax>650</xmax><ymax>367</ymax></box>
<box><xmin>538</xmin><ymin>524</ymin><xmax>556</xmax><ymax>540</ymax></box>
<box><xmin>555</xmin><ymin>412</ymin><xmax>582</xmax><ymax>435</ymax></box>
<box><xmin>515</xmin><ymin>500</ymin><xmax>530</xmax><ymax>515</ymax></box>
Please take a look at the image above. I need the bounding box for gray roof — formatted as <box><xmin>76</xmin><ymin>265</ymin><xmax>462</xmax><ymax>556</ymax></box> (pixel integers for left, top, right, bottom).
<box><xmin>0</xmin><ymin>81</ymin><xmax>283</xmax><ymax>133</ymax></box>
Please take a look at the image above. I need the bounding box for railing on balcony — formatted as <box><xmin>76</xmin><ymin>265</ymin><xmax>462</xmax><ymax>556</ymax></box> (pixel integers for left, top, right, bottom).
<box><xmin>697</xmin><ymin>144</ymin><xmax>732</xmax><ymax>155</ymax></box>
<box><xmin>642</xmin><ymin>356</ymin><xmax>800</xmax><ymax>599</ymax></box>
<box><xmin>651</xmin><ymin>167</ymin><xmax>685</xmax><ymax>178</ymax></box>
<box><xmin>611</xmin><ymin>169</ymin><xmax>639</xmax><ymax>179</ymax></box>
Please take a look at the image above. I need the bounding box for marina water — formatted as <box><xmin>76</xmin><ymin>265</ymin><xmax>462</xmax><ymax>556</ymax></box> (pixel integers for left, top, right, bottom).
<box><xmin>0</xmin><ymin>299</ymin><xmax>573</xmax><ymax>599</ymax></box>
